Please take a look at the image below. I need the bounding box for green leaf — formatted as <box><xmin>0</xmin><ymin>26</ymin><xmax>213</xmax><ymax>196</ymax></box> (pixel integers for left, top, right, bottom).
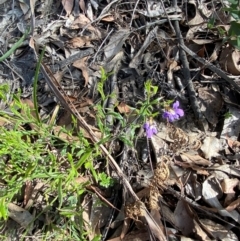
<box><xmin>207</xmin><ymin>17</ymin><xmax>215</xmax><ymax>29</ymax></box>
<box><xmin>75</xmin><ymin>151</ymin><xmax>92</xmax><ymax>169</ymax></box>
<box><xmin>98</xmin><ymin>172</ymin><xmax>113</xmax><ymax>188</ymax></box>
<box><xmin>58</xmin><ymin>178</ymin><xmax>63</xmax><ymax>208</ymax></box>
<box><xmin>33</xmin><ymin>47</ymin><xmax>45</xmax><ymax>124</ymax></box>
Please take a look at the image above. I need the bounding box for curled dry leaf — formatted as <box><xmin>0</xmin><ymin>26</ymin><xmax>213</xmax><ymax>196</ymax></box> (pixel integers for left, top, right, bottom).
<box><xmin>184</xmin><ymin>173</ymin><xmax>202</xmax><ymax>201</ymax></box>
<box><xmin>219</xmin><ymin>47</ymin><xmax>240</xmax><ymax>75</ymax></box>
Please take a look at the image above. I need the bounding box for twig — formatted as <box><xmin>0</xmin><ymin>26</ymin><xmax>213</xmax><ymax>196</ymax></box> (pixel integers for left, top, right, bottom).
<box><xmin>180</xmin><ymin>44</ymin><xmax>240</xmax><ymax>94</ymax></box>
<box><xmin>172</xmin><ymin>0</ymin><xmax>205</xmax><ymax>127</ymax></box>
<box><xmin>159</xmin><ymin>0</ymin><xmax>175</xmax><ymax>34</ymax></box>
<box><xmin>129</xmin><ymin>0</ymin><xmax>140</xmax><ymax>29</ymax></box>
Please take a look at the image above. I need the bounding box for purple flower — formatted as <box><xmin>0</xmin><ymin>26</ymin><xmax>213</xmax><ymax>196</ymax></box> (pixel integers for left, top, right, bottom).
<box><xmin>163</xmin><ymin>101</ymin><xmax>184</xmax><ymax>122</ymax></box>
<box><xmin>143</xmin><ymin>122</ymin><xmax>157</xmax><ymax>138</ymax></box>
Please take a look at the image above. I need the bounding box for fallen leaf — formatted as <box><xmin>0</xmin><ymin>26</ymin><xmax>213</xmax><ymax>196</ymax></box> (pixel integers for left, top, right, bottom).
<box><xmin>174</xmin><ymin>200</ymin><xmax>194</xmax><ymax>236</ymax></box>
<box><xmin>67</xmin><ymin>36</ymin><xmax>91</xmax><ymax>48</ymax></box>
<box><xmin>225</xmin><ymin>197</ymin><xmax>240</xmax><ymax>211</ymax></box>
<box><xmin>200</xmin><ymin>136</ymin><xmax>222</xmax><ymax>159</ymax></box>
<box><xmin>104</xmin><ymin>29</ymin><xmax>130</xmax><ymax>59</ymax></box>
<box><xmin>73</xmin><ymin>57</ymin><xmax>89</xmax><ymax>86</ymax></box>
<box><xmin>174</xmin><ymin>160</ymin><xmax>209</xmax><ymax>175</ymax></box>
<box><xmin>117</xmin><ymin>102</ymin><xmax>131</xmax><ymax>114</ymax></box>
<box><xmin>167</xmin><ymin>60</ymin><xmax>179</xmax><ymax>85</ymax></box>
<box><xmin>219</xmin><ymin>47</ymin><xmax>240</xmax><ymax>75</ymax></box>
<box><xmin>101</xmin><ymin>15</ymin><xmax>115</xmax><ymax>22</ymax></box>
<box><xmin>221</xmin><ymin>178</ymin><xmax>239</xmax><ymax>206</ymax></box>
<box><xmin>62</xmin><ymin>0</ymin><xmax>74</xmax><ymax>16</ymax></box>
<box><xmin>180</xmin><ymin>153</ymin><xmax>211</xmax><ymax>166</ymax></box>
<box><xmin>79</xmin><ymin>0</ymin><xmax>86</xmax><ymax>13</ymax></box>
<box><xmin>200</xmin><ymin>219</ymin><xmax>230</xmax><ymax>240</ymax></box>
<box><xmin>221</xmin><ymin>106</ymin><xmax>240</xmax><ymax>140</ymax></box>
<box><xmin>198</xmin><ymin>88</ymin><xmax>223</xmax><ymax>125</ymax></box>
<box><xmin>202</xmin><ymin>176</ymin><xmax>240</xmax><ymax>222</ymax></box>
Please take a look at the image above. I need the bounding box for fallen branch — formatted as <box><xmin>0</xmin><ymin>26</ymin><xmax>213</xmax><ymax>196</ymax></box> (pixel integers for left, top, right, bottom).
<box><xmin>172</xmin><ymin>0</ymin><xmax>206</xmax><ymax>130</ymax></box>
<box><xmin>180</xmin><ymin>44</ymin><xmax>240</xmax><ymax>94</ymax></box>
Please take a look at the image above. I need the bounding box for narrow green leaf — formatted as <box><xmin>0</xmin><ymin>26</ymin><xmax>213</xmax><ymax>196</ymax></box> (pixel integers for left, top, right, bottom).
<box><xmin>33</xmin><ymin>46</ymin><xmax>46</xmax><ymax>123</ymax></box>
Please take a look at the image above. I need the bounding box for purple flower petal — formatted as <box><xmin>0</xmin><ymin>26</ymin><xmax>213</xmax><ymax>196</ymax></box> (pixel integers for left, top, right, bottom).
<box><xmin>175</xmin><ymin>108</ymin><xmax>184</xmax><ymax>117</ymax></box>
<box><xmin>143</xmin><ymin>122</ymin><xmax>157</xmax><ymax>138</ymax></box>
<box><xmin>163</xmin><ymin>101</ymin><xmax>184</xmax><ymax>122</ymax></box>
<box><xmin>143</xmin><ymin>123</ymin><xmax>150</xmax><ymax>130</ymax></box>
<box><xmin>173</xmin><ymin>101</ymin><xmax>179</xmax><ymax>109</ymax></box>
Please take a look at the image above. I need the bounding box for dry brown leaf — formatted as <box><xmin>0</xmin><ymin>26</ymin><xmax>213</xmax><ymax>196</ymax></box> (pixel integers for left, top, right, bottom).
<box><xmin>19</xmin><ymin>0</ymin><xmax>29</xmax><ymax>14</ymax></box>
<box><xmin>101</xmin><ymin>15</ymin><xmax>115</xmax><ymax>22</ymax></box>
<box><xmin>174</xmin><ymin>160</ymin><xmax>209</xmax><ymax>175</ymax></box>
<box><xmin>180</xmin><ymin>153</ymin><xmax>211</xmax><ymax>166</ymax></box>
<box><xmin>71</xmin><ymin>14</ymin><xmax>102</xmax><ymax>38</ymax></box>
<box><xmin>82</xmin><ymin>195</ymin><xmax>94</xmax><ymax>240</ymax></box>
<box><xmin>79</xmin><ymin>0</ymin><xmax>86</xmax><ymax>13</ymax></box>
<box><xmin>23</xmin><ymin>180</ymin><xmax>33</xmax><ymax>206</ymax></box>
<box><xmin>198</xmin><ymin>87</ymin><xmax>223</xmax><ymax>125</ymax></box>
<box><xmin>221</xmin><ymin>178</ymin><xmax>239</xmax><ymax>194</ymax></box>
<box><xmin>117</xmin><ymin>102</ymin><xmax>131</xmax><ymax>114</ymax></box>
<box><xmin>71</xmin><ymin>13</ymin><xmax>91</xmax><ymax>29</ymax></box>
<box><xmin>75</xmin><ymin>176</ymin><xmax>90</xmax><ymax>184</ymax></box>
<box><xmin>219</xmin><ymin>47</ymin><xmax>240</xmax><ymax>75</ymax></box>
<box><xmin>73</xmin><ymin>57</ymin><xmax>89</xmax><ymax>86</ymax></box>
<box><xmin>167</xmin><ymin>60</ymin><xmax>179</xmax><ymax>85</ymax></box>
<box><xmin>225</xmin><ymin>197</ymin><xmax>240</xmax><ymax>211</ymax></box>
<box><xmin>67</xmin><ymin>36</ymin><xmax>91</xmax><ymax>48</ymax></box>
<box><xmin>120</xmin><ymin>218</ymin><xmax>131</xmax><ymax>240</ymax></box>
<box><xmin>62</xmin><ymin>0</ymin><xmax>74</xmax><ymax>16</ymax></box>
<box><xmin>53</xmin><ymin>71</ymin><xmax>64</xmax><ymax>83</ymax></box>
<box><xmin>221</xmin><ymin>178</ymin><xmax>239</xmax><ymax>206</ymax></box>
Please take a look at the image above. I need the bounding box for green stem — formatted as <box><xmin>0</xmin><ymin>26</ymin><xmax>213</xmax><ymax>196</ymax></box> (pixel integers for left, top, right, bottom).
<box><xmin>33</xmin><ymin>46</ymin><xmax>45</xmax><ymax>124</ymax></box>
<box><xmin>0</xmin><ymin>28</ymin><xmax>30</xmax><ymax>62</ymax></box>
